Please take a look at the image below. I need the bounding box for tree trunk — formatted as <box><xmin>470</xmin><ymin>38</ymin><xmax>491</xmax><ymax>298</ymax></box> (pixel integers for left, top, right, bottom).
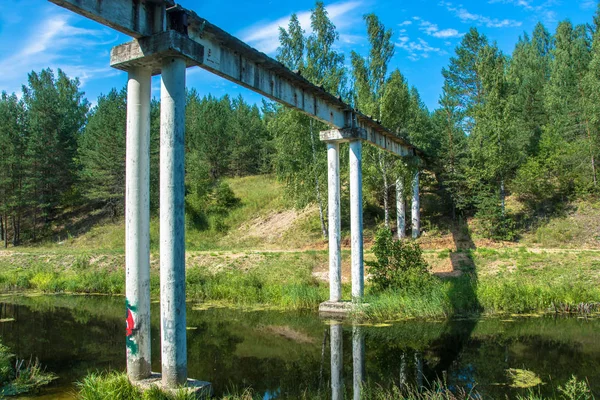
<box><xmin>585</xmin><ymin>118</ymin><xmax>597</xmax><ymax>187</ymax></box>
<box><xmin>0</xmin><ymin>214</ymin><xmax>5</xmax><ymax>248</ymax></box>
<box><xmin>379</xmin><ymin>151</ymin><xmax>390</xmax><ymax>228</ymax></box>
<box><xmin>11</xmin><ymin>214</ymin><xmax>19</xmax><ymax>247</ymax></box>
<box><xmin>500</xmin><ymin>179</ymin><xmax>506</xmax><ymax>216</ymax></box>
<box><xmin>310</xmin><ymin>120</ymin><xmax>328</xmax><ymax>238</ymax></box>
<box><xmin>396</xmin><ymin>177</ymin><xmax>406</xmax><ymax>239</ymax></box>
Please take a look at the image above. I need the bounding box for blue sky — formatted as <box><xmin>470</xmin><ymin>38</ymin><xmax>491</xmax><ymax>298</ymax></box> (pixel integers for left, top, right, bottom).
<box><xmin>0</xmin><ymin>0</ymin><xmax>597</xmax><ymax>111</ymax></box>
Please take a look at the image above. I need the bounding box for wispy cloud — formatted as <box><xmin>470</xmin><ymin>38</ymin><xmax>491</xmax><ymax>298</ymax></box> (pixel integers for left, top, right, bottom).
<box><xmin>239</xmin><ymin>0</ymin><xmax>363</xmax><ymax>54</ymax></box>
<box><xmin>580</xmin><ymin>0</ymin><xmax>596</xmax><ymax>10</ymax></box>
<box><xmin>396</xmin><ymin>34</ymin><xmax>444</xmax><ymax>61</ymax></box>
<box><xmin>0</xmin><ymin>7</ymin><xmax>119</xmax><ymax>94</ymax></box>
<box><xmin>440</xmin><ymin>1</ymin><xmax>522</xmax><ymax>28</ymax></box>
<box><xmin>413</xmin><ymin>17</ymin><xmax>464</xmax><ymax>38</ymax></box>
<box><xmin>487</xmin><ymin>0</ymin><xmax>558</xmax><ymax>24</ymax></box>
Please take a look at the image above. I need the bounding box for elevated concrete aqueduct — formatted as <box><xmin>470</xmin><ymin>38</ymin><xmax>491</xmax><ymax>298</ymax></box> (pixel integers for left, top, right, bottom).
<box><xmin>48</xmin><ymin>0</ymin><xmax>426</xmax><ymax>393</ymax></box>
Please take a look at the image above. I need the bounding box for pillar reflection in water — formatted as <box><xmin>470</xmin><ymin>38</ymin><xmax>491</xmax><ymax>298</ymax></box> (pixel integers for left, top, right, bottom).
<box><xmin>330</xmin><ymin>323</ymin><xmax>343</xmax><ymax>400</ymax></box>
<box><xmin>329</xmin><ymin>323</ymin><xmax>366</xmax><ymax>400</ymax></box>
<box><xmin>352</xmin><ymin>325</ymin><xmax>365</xmax><ymax>400</ymax></box>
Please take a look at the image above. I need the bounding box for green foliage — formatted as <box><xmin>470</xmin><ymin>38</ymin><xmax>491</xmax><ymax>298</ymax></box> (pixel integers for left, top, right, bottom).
<box><xmin>557</xmin><ymin>376</ymin><xmax>594</xmax><ymax>400</ymax></box>
<box><xmin>366</xmin><ymin>228</ymin><xmax>430</xmax><ymax>292</ymax></box>
<box><xmin>0</xmin><ymin>341</ymin><xmax>56</xmax><ymax>397</ymax></box>
<box><xmin>474</xmin><ymin>194</ymin><xmax>518</xmax><ymax>241</ymax></box>
<box><xmin>185</xmin><ymin>180</ymin><xmax>240</xmax><ymax>233</ymax></box>
<box><xmin>77</xmin><ymin>88</ymin><xmax>160</xmax><ymax>217</ymax></box>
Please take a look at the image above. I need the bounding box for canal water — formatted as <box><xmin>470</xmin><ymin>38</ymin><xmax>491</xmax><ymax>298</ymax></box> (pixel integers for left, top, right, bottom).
<box><xmin>0</xmin><ymin>295</ymin><xmax>599</xmax><ymax>399</ymax></box>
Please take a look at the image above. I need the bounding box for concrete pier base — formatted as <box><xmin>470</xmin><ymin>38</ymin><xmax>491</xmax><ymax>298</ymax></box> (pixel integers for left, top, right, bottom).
<box><xmin>132</xmin><ymin>373</ymin><xmax>212</xmax><ymax>399</ymax></box>
<box><xmin>318</xmin><ymin>301</ymin><xmax>369</xmax><ymax>318</ymax></box>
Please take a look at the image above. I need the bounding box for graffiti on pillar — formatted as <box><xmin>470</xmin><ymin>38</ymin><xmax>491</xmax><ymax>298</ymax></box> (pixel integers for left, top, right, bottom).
<box><xmin>125</xmin><ymin>300</ymin><xmax>139</xmax><ymax>356</ymax></box>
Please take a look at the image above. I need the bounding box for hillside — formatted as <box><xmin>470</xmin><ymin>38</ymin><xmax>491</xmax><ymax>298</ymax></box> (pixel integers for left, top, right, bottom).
<box><xmin>9</xmin><ymin>174</ymin><xmax>599</xmax><ymax>253</ymax></box>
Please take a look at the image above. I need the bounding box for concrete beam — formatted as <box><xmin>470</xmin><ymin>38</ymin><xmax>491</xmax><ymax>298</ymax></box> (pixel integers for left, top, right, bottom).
<box><xmin>111</xmin><ymin>31</ymin><xmax>204</xmax><ymax>76</ymax></box>
<box><xmin>320</xmin><ymin>127</ymin><xmax>414</xmax><ymax>158</ymax></box>
<box><xmin>48</xmin><ymin>0</ymin><xmax>167</xmax><ymax>38</ymax></box>
<box><xmin>48</xmin><ymin>0</ymin><xmax>425</xmax><ymax>162</ymax></box>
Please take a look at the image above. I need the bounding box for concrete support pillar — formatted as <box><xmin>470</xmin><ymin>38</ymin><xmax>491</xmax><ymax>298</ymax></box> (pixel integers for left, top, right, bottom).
<box><xmin>160</xmin><ymin>56</ymin><xmax>187</xmax><ymax>388</ymax></box>
<box><xmin>399</xmin><ymin>352</ymin><xmax>407</xmax><ymax>386</ymax></box>
<box><xmin>352</xmin><ymin>325</ymin><xmax>365</xmax><ymax>400</ymax></box>
<box><xmin>396</xmin><ymin>176</ymin><xmax>406</xmax><ymax>240</ymax></box>
<box><xmin>411</xmin><ymin>170</ymin><xmax>420</xmax><ymax>239</ymax></box>
<box><xmin>125</xmin><ymin>67</ymin><xmax>152</xmax><ymax>381</ymax></box>
<box><xmin>349</xmin><ymin>140</ymin><xmax>364</xmax><ymax>301</ymax></box>
<box><xmin>415</xmin><ymin>351</ymin><xmax>424</xmax><ymax>390</ymax></box>
<box><xmin>327</xmin><ymin>143</ymin><xmax>342</xmax><ymax>302</ymax></box>
<box><xmin>330</xmin><ymin>323</ymin><xmax>343</xmax><ymax>400</ymax></box>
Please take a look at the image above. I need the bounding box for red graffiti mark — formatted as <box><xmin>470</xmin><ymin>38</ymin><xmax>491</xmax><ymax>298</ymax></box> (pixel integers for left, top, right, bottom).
<box><xmin>126</xmin><ymin>309</ymin><xmax>135</xmax><ymax>337</ymax></box>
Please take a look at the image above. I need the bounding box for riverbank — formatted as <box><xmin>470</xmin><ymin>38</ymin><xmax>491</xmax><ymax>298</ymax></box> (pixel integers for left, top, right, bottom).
<box><xmin>1</xmin><ymin>294</ymin><xmax>599</xmax><ymax>398</ymax></box>
<box><xmin>0</xmin><ymin>339</ymin><xmax>56</xmax><ymax>396</ymax></box>
<box><xmin>77</xmin><ymin>371</ymin><xmax>594</xmax><ymax>400</ymax></box>
<box><xmin>1</xmin><ymin>247</ymin><xmax>599</xmax><ymax>320</ymax></box>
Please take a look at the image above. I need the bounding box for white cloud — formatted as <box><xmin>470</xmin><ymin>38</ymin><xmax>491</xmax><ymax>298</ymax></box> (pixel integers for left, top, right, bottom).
<box><xmin>440</xmin><ymin>1</ymin><xmax>522</xmax><ymax>28</ymax></box>
<box><xmin>416</xmin><ymin>18</ymin><xmax>464</xmax><ymax>38</ymax></box>
<box><xmin>239</xmin><ymin>0</ymin><xmax>363</xmax><ymax>54</ymax></box>
<box><xmin>399</xmin><ymin>20</ymin><xmax>413</xmax><ymax>26</ymax></box>
<box><xmin>0</xmin><ymin>8</ymin><xmax>119</xmax><ymax>94</ymax></box>
<box><xmin>487</xmin><ymin>0</ymin><xmax>558</xmax><ymax>23</ymax></box>
<box><xmin>580</xmin><ymin>0</ymin><xmax>596</xmax><ymax>10</ymax></box>
<box><xmin>396</xmin><ymin>35</ymin><xmax>444</xmax><ymax>61</ymax></box>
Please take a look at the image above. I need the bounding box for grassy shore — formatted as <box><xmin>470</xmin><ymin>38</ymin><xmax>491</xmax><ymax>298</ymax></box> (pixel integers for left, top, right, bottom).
<box><xmin>1</xmin><ymin>246</ymin><xmax>599</xmax><ymax>319</ymax></box>
<box><xmin>76</xmin><ymin>371</ymin><xmax>595</xmax><ymax>400</ymax></box>
<box><xmin>1</xmin><ymin>175</ymin><xmax>599</xmax><ymax>319</ymax></box>
<box><xmin>0</xmin><ymin>340</ymin><xmax>56</xmax><ymax>396</ymax></box>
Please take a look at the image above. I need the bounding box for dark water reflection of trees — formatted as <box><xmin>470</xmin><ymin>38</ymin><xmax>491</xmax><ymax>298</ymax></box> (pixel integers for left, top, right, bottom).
<box><xmin>0</xmin><ymin>295</ymin><xmax>599</xmax><ymax>399</ymax></box>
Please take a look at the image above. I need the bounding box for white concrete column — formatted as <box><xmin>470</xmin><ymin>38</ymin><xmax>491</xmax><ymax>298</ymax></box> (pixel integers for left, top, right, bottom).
<box><xmin>412</xmin><ymin>170</ymin><xmax>420</xmax><ymax>239</ymax></box>
<box><xmin>396</xmin><ymin>176</ymin><xmax>406</xmax><ymax>240</ymax></box>
<box><xmin>415</xmin><ymin>351</ymin><xmax>424</xmax><ymax>389</ymax></box>
<box><xmin>327</xmin><ymin>143</ymin><xmax>342</xmax><ymax>302</ymax></box>
<box><xmin>330</xmin><ymin>323</ymin><xmax>343</xmax><ymax>400</ymax></box>
<box><xmin>125</xmin><ymin>67</ymin><xmax>152</xmax><ymax>381</ymax></box>
<box><xmin>352</xmin><ymin>325</ymin><xmax>365</xmax><ymax>400</ymax></box>
<box><xmin>160</xmin><ymin>56</ymin><xmax>187</xmax><ymax>388</ymax></box>
<box><xmin>349</xmin><ymin>140</ymin><xmax>364</xmax><ymax>301</ymax></box>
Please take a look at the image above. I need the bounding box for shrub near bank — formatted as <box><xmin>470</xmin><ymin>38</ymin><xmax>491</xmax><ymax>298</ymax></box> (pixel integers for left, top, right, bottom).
<box><xmin>0</xmin><ymin>341</ymin><xmax>56</xmax><ymax>396</ymax></box>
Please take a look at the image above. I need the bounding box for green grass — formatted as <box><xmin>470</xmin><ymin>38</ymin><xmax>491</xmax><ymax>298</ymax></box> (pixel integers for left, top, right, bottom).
<box><xmin>0</xmin><ymin>250</ymin><xmax>330</xmax><ymax>311</ymax></box>
<box><xmin>63</xmin><ymin>175</ymin><xmax>311</xmax><ymax>252</ymax></box>
<box><xmin>0</xmin><ymin>340</ymin><xmax>56</xmax><ymax>396</ymax></box>
<box><xmin>77</xmin><ymin>372</ymin><xmax>596</xmax><ymax>400</ymax></box>
<box><xmin>1</xmin><ymin>246</ymin><xmax>600</xmax><ymax>317</ymax></box>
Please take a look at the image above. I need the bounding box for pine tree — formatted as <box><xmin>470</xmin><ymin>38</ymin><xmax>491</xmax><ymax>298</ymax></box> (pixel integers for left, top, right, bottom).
<box><xmin>351</xmin><ymin>14</ymin><xmax>396</xmax><ymax>228</ymax></box>
<box><xmin>273</xmin><ymin>1</ymin><xmax>348</xmax><ymax>238</ymax></box>
<box><xmin>442</xmin><ymin>28</ymin><xmax>489</xmax><ymax>134</ymax></box>
<box><xmin>0</xmin><ymin>92</ymin><xmax>27</xmax><ymax>246</ymax></box>
<box><xmin>506</xmin><ymin>23</ymin><xmax>552</xmax><ymax>157</ymax></box>
<box><xmin>22</xmin><ymin>68</ymin><xmax>89</xmax><ymax>239</ymax></box>
<box><xmin>78</xmin><ymin>88</ymin><xmax>128</xmax><ymax>216</ymax></box>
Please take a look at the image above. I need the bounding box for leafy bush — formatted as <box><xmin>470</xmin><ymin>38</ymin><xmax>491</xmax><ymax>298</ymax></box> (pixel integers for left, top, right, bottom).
<box><xmin>0</xmin><ymin>341</ymin><xmax>56</xmax><ymax>396</ymax></box>
<box><xmin>475</xmin><ymin>195</ymin><xmax>518</xmax><ymax>241</ymax></box>
<box><xmin>185</xmin><ymin>180</ymin><xmax>240</xmax><ymax>232</ymax></box>
<box><xmin>366</xmin><ymin>228</ymin><xmax>430</xmax><ymax>292</ymax></box>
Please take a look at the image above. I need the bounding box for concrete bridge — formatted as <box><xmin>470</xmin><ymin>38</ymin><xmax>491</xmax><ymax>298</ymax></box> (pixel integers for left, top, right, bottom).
<box><xmin>49</xmin><ymin>0</ymin><xmax>425</xmax><ymax>393</ymax></box>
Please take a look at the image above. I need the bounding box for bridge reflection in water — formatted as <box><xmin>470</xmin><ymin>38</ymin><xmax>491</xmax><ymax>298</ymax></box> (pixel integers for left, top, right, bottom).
<box><xmin>328</xmin><ymin>322</ymin><xmax>427</xmax><ymax>399</ymax></box>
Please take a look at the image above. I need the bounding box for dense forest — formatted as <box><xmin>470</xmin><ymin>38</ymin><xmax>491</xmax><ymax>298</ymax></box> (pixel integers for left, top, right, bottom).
<box><xmin>0</xmin><ymin>2</ymin><xmax>599</xmax><ymax>247</ymax></box>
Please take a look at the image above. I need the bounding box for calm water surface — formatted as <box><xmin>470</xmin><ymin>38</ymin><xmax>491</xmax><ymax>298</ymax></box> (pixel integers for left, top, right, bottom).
<box><xmin>0</xmin><ymin>295</ymin><xmax>599</xmax><ymax>399</ymax></box>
